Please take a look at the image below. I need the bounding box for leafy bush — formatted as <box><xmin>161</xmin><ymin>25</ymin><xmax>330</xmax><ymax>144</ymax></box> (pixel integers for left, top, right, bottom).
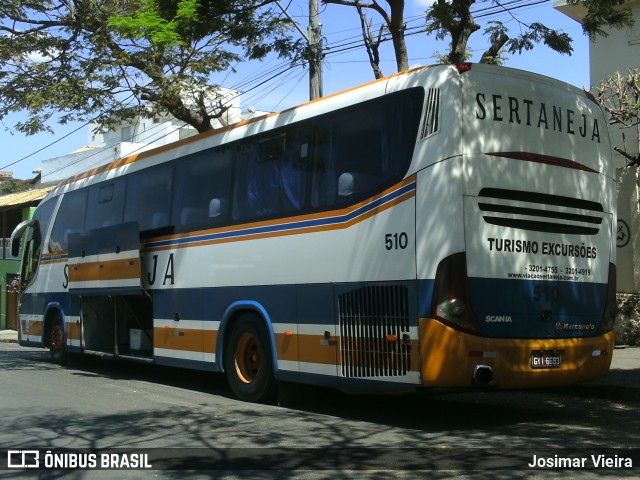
<box><xmin>615</xmin><ymin>294</ymin><xmax>640</xmax><ymax>346</ymax></box>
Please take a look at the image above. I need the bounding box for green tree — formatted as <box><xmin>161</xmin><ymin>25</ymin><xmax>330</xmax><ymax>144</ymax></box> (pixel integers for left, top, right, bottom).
<box><xmin>0</xmin><ymin>179</ymin><xmax>32</xmax><ymax>196</ymax></box>
<box><xmin>0</xmin><ymin>0</ymin><xmax>301</xmax><ymax>135</ymax></box>
<box><xmin>323</xmin><ymin>0</ymin><xmax>633</xmax><ymax>77</ymax></box>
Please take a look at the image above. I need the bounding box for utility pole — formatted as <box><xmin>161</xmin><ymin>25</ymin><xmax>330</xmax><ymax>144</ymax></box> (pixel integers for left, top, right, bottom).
<box><xmin>275</xmin><ymin>1</ymin><xmax>323</xmax><ymax>100</ymax></box>
<box><xmin>308</xmin><ymin>0</ymin><xmax>323</xmax><ymax>100</ymax></box>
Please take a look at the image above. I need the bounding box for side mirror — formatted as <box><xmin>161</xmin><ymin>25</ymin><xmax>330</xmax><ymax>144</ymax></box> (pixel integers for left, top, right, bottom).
<box><xmin>10</xmin><ymin>219</ymin><xmax>36</xmax><ymax>257</ymax></box>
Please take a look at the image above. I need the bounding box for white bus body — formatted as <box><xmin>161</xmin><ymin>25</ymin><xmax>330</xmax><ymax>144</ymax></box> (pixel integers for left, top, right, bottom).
<box><xmin>13</xmin><ymin>64</ymin><xmax>616</xmax><ymax>401</ymax></box>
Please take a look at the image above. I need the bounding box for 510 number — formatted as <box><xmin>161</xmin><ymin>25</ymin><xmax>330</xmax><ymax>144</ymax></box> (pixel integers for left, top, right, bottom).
<box><xmin>385</xmin><ymin>232</ymin><xmax>408</xmax><ymax>250</ymax></box>
<box><xmin>532</xmin><ymin>285</ymin><xmax>560</xmax><ymax>302</ymax></box>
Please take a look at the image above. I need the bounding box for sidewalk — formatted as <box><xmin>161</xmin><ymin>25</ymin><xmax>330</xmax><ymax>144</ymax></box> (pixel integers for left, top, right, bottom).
<box><xmin>0</xmin><ymin>329</ymin><xmax>18</xmax><ymax>343</ymax></box>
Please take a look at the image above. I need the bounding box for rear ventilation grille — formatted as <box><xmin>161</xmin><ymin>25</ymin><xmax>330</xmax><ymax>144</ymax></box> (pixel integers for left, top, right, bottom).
<box><xmin>338</xmin><ymin>285</ymin><xmax>411</xmax><ymax>378</ymax></box>
<box><xmin>420</xmin><ymin>88</ymin><xmax>440</xmax><ymax>139</ymax></box>
<box><xmin>478</xmin><ymin>188</ymin><xmax>604</xmax><ymax>235</ymax></box>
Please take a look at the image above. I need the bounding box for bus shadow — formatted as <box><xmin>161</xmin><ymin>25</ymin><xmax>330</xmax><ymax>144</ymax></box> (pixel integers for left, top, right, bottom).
<box><xmin>4</xmin><ymin>346</ymin><xmax>640</xmax><ymax>446</ymax></box>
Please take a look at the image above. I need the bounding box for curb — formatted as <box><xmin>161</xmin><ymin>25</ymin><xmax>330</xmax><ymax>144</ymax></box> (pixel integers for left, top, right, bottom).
<box><xmin>0</xmin><ymin>333</ymin><xmax>18</xmax><ymax>344</ymax></box>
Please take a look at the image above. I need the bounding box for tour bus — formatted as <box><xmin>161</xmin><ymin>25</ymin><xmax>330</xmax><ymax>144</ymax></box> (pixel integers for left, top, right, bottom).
<box><xmin>12</xmin><ymin>63</ymin><xmax>617</xmax><ymax>402</ymax></box>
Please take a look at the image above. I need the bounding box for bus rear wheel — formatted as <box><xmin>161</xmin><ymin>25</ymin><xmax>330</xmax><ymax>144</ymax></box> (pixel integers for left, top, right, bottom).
<box><xmin>49</xmin><ymin>313</ymin><xmax>68</xmax><ymax>365</ymax></box>
<box><xmin>224</xmin><ymin>314</ymin><xmax>276</xmax><ymax>403</ymax></box>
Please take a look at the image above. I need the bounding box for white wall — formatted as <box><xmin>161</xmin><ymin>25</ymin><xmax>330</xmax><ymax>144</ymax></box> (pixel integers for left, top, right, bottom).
<box><xmin>556</xmin><ymin>0</ymin><xmax>640</xmax><ymax>292</ymax></box>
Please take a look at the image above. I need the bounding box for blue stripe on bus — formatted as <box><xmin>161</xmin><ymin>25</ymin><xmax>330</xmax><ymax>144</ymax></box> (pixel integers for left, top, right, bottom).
<box><xmin>21</xmin><ymin>276</ymin><xmax>606</xmax><ymax>341</ymax></box>
<box><xmin>143</xmin><ymin>179</ymin><xmax>416</xmax><ymax>250</ymax></box>
<box><xmin>39</xmin><ymin>179</ymin><xmax>416</xmax><ymax>261</ymax></box>
<box><xmin>18</xmin><ymin>281</ymin><xmax>420</xmax><ymax>327</ymax></box>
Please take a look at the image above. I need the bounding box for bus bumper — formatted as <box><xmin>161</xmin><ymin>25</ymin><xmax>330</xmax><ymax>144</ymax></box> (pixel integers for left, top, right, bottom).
<box><xmin>419</xmin><ymin>318</ymin><xmax>614</xmax><ymax>388</ymax></box>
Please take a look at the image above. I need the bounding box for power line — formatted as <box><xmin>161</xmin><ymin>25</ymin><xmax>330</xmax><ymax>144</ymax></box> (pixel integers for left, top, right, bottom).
<box><xmin>321</xmin><ymin>0</ymin><xmax>557</xmax><ymax>60</ymax></box>
<box><xmin>0</xmin><ymin>122</ymin><xmax>88</xmax><ymax>172</ymax></box>
<box><xmin>1</xmin><ymin>57</ymin><xmax>303</xmax><ymax>178</ymax></box>
<box><xmin>2</xmin><ymin>0</ymin><xmax>555</xmax><ymax>177</ymax></box>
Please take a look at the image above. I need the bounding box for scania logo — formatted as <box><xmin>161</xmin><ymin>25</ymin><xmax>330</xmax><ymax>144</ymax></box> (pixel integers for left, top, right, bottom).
<box><xmin>485</xmin><ymin>315</ymin><xmax>513</xmax><ymax>323</ymax></box>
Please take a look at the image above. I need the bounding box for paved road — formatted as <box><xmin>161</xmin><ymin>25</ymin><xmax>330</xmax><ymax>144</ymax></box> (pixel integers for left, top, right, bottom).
<box><xmin>0</xmin><ymin>342</ymin><xmax>639</xmax><ymax>479</ymax></box>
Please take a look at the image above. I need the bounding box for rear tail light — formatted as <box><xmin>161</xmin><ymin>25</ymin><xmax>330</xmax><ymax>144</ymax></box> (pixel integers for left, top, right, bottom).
<box><xmin>599</xmin><ymin>263</ymin><xmax>617</xmax><ymax>334</ymax></box>
<box><xmin>431</xmin><ymin>253</ymin><xmax>480</xmax><ymax>334</ymax></box>
<box><xmin>457</xmin><ymin>63</ymin><xmax>472</xmax><ymax>74</ymax></box>
<box><xmin>584</xmin><ymin>90</ymin><xmax>599</xmax><ymax>105</ymax></box>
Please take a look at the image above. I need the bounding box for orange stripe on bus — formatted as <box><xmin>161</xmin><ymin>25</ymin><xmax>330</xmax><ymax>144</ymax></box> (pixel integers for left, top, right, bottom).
<box><xmin>154</xmin><ymin>327</ymin><xmax>204</xmax><ymax>352</ymax></box>
<box><xmin>297</xmin><ymin>334</ymin><xmax>338</xmax><ymax>366</ymax></box>
<box><xmin>275</xmin><ymin>332</ymin><xmax>299</xmax><ymax>362</ymax></box>
<box><xmin>147</xmin><ymin>191</ymin><xmax>415</xmax><ymax>252</ymax></box>
<box><xmin>68</xmin><ymin>258</ymin><xmax>141</xmax><ymax>282</ymax></box>
<box><xmin>152</xmin><ymin>328</ymin><xmax>218</xmax><ymax>353</ymax></box>
<box><xmin>66</xmin><ymin>322</ymin><xmax>81</xmax><ymax>341</ymax></box>
<box><xmin>144</xmin><ymin>176</ymin><xmax>416</xmax><ymax>252</ymax></box>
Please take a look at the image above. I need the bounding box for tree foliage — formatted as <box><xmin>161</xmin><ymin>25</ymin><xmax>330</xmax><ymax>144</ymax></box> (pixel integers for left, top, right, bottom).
<box><xmin>597</xmin><ymin>69</ymin><xmax>640</xmax><ymax>166</ymax></box>
<box><xmin>324</xmin><ymin>0</ymin><xmax>633</xmax><ymax>77</ymax></box>
<box><xmin>0</xmin><ymin>178</ymin><xmax>32</xmax><ymax>196</ymax></box>
<box><xmin>0</xmin><ymin>0</ymin><xmax>301</xmax><ymax>134</ymax></box>
<box><xmin>427</xmin><ymin>0</ymin><xmax>632</xmax><ymax>65</ymax></box>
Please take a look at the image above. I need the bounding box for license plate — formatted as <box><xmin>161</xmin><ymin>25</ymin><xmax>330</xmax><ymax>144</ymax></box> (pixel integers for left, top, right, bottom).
<box><xmin>530</xmin><ymin>350</ymin><xmax>562</xmax><ymax>369</ymax></box>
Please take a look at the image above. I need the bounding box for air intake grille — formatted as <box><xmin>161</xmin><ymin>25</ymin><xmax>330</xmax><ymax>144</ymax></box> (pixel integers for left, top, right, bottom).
<box><xmin>478</xmin><ymin>188</ymin><xmax>604</xmax><ymax>235</ymax></box>
<box><xmin>338</xmin><ymin>285</ymin><xmax>411</xmax><ymax>378</ymax></box>
<box><xmin>420</xmin><ymin>88</ymin><xmax>440</xmax><ymax>139</ymax></box>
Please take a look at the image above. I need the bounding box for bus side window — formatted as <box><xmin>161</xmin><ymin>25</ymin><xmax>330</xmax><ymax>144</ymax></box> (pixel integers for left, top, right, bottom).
<box><xmin>249</xmin><ymin>135</ymin><xmax>284</xmax><ymax>217</ymax></box>
<box><xmin>310</xmin><ymin>130</ymin><xmax>337</xmax><ymax>208</ymax></box>
<box><xmin>124</xmin><ymin>165</ymin><xmax>173</xmax><ymax>232</ymax></box>
<box><xmin>233</xmin><ymin>125</ymin><xmax>310</xmax><ymax>221</ymax></box>
<box><xmin>310</xmin><ymin>89</ymin><xmax>423</xmax><ymax>208</ymax></box>
<box><xmin>48</xmin><ymin>190</ymin><xmax>88</xmax><ymax>252</ymax></box>
<box><xmin>86</xmin><ymin>181</ymin><xmax>126</xmax><ymax>230</ymax></box>
<box><xmin>332</xmin><ymin>110</ymin><xmax>383</xmax><ymax>202</ymax></box>
<box><xmin>172</xmin><ymin>146</ymin><xmax>233</xmax><ymax>232</ymax></box>
<box><xmin>30</xmin><ymin>198</ymin><xmax>56</xmax><ymax>255</ymax></box>
<box><xmin>280</xmin><ymin>126</ymin><xmax>309</xmax><ymax>213</ymax></box>
<box><xmin>311</xmin><ymin>109</ymin><xmax>383</xmax><ymax>207</ymax></box>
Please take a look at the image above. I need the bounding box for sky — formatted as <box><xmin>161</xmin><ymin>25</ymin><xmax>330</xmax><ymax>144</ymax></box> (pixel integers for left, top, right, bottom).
<box><xmin>0</xmin><ymin>0</ymin><xmax>592</xmax><ymax>180</ymax></box>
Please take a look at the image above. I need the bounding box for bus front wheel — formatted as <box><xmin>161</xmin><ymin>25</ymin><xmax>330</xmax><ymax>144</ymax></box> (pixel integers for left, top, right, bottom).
<box><xmin>49</xmin><ymin>313</ymin><xmax>68</xmax><ymax>365</ymax></box>
<box><xmin>224</xmin><ymin>314</ymin><xmax>277</xmax><ymax>403</ymax></box>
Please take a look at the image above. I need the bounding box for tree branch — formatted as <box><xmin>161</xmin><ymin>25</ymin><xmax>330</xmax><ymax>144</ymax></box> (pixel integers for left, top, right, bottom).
<box><xmin>615</xmin><ymin>146</ymin><xmax>640</xmax><ymax>167</ymax></box>
<box><xmin>323</xmin><ymin>0</ymin><xmax>390</xmax><ymax>24</ymax></box>
<box><xmin>480</xmin><ymin>30</ymin><xmax>508</xmax><ymax>64</ymax></box>
<box><xmin>355</xmin><ymin>2</ymin><xmax>384</xmax><ymax>78</ymax></box>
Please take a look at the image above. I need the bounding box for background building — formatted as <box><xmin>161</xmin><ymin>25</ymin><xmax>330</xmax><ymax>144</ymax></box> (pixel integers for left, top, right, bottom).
<box><xmin>557</xmin><ymin>0</ymin><xmax>640</xmax><ymax>293</ymax></box>
<box><xmin>0</xmin><ymin>187</ymin><xmax>55</xmax><ymax>329</ymax></box>
<box><xmin>36</xmin><ymin>87</ymin><xmax>265</xmax><ymax>186</ymax></box>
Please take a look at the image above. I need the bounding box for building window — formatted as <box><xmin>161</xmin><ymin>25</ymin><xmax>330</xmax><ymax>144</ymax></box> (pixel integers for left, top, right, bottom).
<box><xmin>121</xmin><ymin>125</ymin><xmax>132</xmax><ymax>142</ymax></box>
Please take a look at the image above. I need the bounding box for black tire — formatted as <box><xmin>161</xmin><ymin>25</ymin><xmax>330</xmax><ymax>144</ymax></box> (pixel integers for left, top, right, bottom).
<box><xmin>224</xmin><ymin>314</ymin><xmax>277</xmax><ymax>403</ymax></box>
<box><xmin>49</xmin><ymin>312</ymin><xmax>68</xmax><ymax>365</ymax></box>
